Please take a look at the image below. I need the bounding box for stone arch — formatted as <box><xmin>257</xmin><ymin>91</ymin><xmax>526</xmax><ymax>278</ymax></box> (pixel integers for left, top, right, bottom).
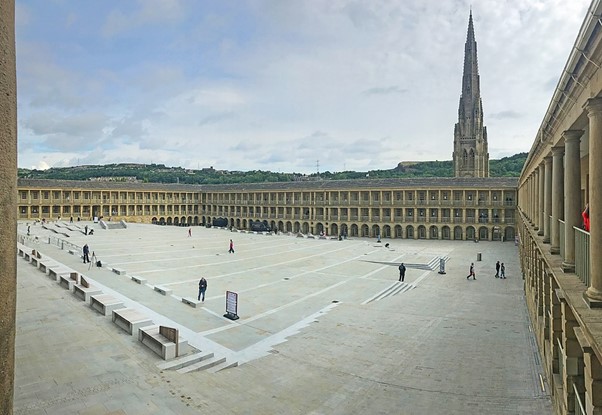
<box><xmin>167</xmin><ymin>217</ymin><xmax>173</xmax><ymax>225</ymax></box>
<box><xmin>316</xmin><ymin>223</ymin><xmax>324</xmax><ymax>234</ymax></box>
<box><xmin>174</xmin><ymin>217</ymin><xmax>180</xmax><ymax>225</ymax></box>
<box><xmin>361</xmin><ymin>224</ymin><xmax>369</xmax><ymax>237</ymax></box>
<box><xmin>193</xmin><ymin>216</ymin><xmax>199</xmax><ymax>225</ymax></box>
<box><xmin>187</xmin><ymin>216</ymin><xmax>193</xmax><ymax>225</ymax></box>
<box><xmin>395</xmin><ymin>225</ymin><xmax>403</xmax><ymax>238</ymax></box>
<box><xmin>278</xmin><ymin>221</ymin><xmax>284</xmax><ymax>232</ymax></box>
<box><xmin>406</xmin><ymin>225</ymin><xmax>414</xmax><ymax>239</ymax></box>
<box><xmin>429</xmin><ymin>225</ymin><xmax>438</xmax><ymax>239</ymax></box>
<box><xmin>340</xmin><ymin>223</ymin><xmax>349</xmax><ymax>237</ymax></box>
<box><xmin>466</xmin><ymin>226</ymin><xmax>475</xmax><ymax>240</ymax></box>
<box><xmin>294</xmin><ymin>221</ymin><xmax>301</xmax><ymax>233</ymax></box>
<box><xmin>504</xmin><ymin>226</ymin><xmax>515</xmax><ymax>241</ymax></box>
<box><xmin>417</xmin><ymin>225</ymin><xmax>427</xmax><ymax>239</ymax></box>
<box><xmin>453</xmin><ymin>225</ymin><xmax>463</xmax><ymax>240</ymax></box>
<box><xmin>442</xmin><ymin>226</ymin><xmax>451</xmax><ymax>240</ymax></box>
<box><xmin>159</xmin><ymin>217</ymin><xmax>166</xmax><ymax>225</ymax></box>
<box><xmin>151</xmin><ymin>217</ymin><xmax>158</xmax><ymax>224</ymax></box>
<box><xmin>180</xmin><ymin>216</ymin><xmax>186</xmax><ymax>225</ymax></box>
<box><xmin>350</xmin><ymin>224</ymin><xmax>359</xmax><ymax>237</ymax></box>
<box><xmin>382</xmin><ymin>225</ymin><xmax>391</xmax><ymax>238</ymax></box>
<box><xmin>479</xmin><ymin>226</ymin><xmax>489</xmax><ymax>241</ymax></box>
<box><xmin>330</xmin><ymin>223</ymin><xmax>339</xmax><ymax>237</ymax></box>
<box><xmin>372</xmin><ymin>224</ymin><xmax>380</xmax><ymax>238</ymax></box>
<box><xmin>302</xmin><ymin>222</ymin><xmax>310</xmax><ymax>234</ymax></box>
<box><xmin>286</xmin><ymin>221</ymin><xmax>292</xmax><ymax>232</ymax></box>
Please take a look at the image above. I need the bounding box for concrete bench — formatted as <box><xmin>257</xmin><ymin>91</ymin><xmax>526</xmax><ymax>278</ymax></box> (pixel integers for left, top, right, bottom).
<box><xmin>90</xmin><ymin>294</ymin><xmax>124</xmax><ymax>316</ymax></box>
<box><xmin>131</xmin><ymin>275</ymin><xmax>147</xmax><ymax>284</ymax></box>
<box><xmin>181</xmin><ymin>297</ymin><xmax>202</xmax><ymax>308</ymax></box>
<box><xmin>39</xmin><ymin>259</ymin><xmax>60</xmax><ymax>275</ymax></box>
<box><xmin>138</xmin><ymin>325</ymin><xmax>188</xmax><ymax>360</ymax></box>
<box><xmin>154</xmin><ymin>286</ymin><xmax>173</xmax><ymax>296</ymax></box>
<box><xmin>112</xmin><ymin>268</ymin><xmax>126</xmax><ymax>275</ymax></box>
<box><xmin>112</xmin><ymin>308</ymin><xmax>153</xmax><ymax>335</ymax></box>
<box><xmin>48</xmin><ymin>266</ymin><xmax>71</xmax><ymax>281</ymax></box>
<box><xmin>68</xmin><ymin>249</ymin><xmax>77</xmax><ymax>255</ymax></box>
<box><xmin>73</xmin><ymin>276</ymin><xmax>102</xmax><ymax>302</ymax></box>
<box><xmin>59</xmin><ymin>272</ymin><xmax>79</xmax><ymax>290</ymax></box>
<box><xmin>23</xmin><ymin>251</ymin><xmax>32</xmax><ymax>262</ymax></box>
<box><xmin>17</xmin><ymin>246</ymin><xmax>24</xmax><ymax>257</ymax></box>
<box><xmin>30</xmin><ymin>251</ymin><xmax>42</xmax><ymax>268</ymax></box>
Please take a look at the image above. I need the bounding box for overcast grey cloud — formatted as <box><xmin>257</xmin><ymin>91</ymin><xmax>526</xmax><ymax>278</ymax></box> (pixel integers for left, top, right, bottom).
<box><xmin>15</xmin><ymin>0</ymin><xmax>591</xmax><ymax>172</ymax></box>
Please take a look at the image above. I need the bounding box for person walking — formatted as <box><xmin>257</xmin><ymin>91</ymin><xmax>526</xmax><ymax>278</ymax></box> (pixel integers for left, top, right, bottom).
<box><xmin>229</xmin><ymin>239</ymin><xmax>235</xmax><ymax>253</ymax></box>
<box><xmin>500</xmin><ymin>263</ymin><xmax>506</xmax><ymax>279</ymax></box>
<box><xmin>83</xmin><ymin>243</ymin><xmax>90</xmax><ymax>263</ymax></box>
<box><xmin>188</xmin><ymin>227</ymin><xmax>192</xmax><ymax>237</ymax></box>
<box><xmin>398</xmin><ymin>263</ymin><xmax>406</xmax><ymax>282</ymax></box>
<box><xmin>495</xmin><ymin>260</ymin><xmax>500</xmax><ymax>278</ymax></box>
<box><xmin>198</xmin><ymin>277</ymin><xmax>207</xmax><ymax>302</ymax></box>
<box><xmin>467</xmin><ymin>262</ymin><xmax>476</xmax><ymax>280</ymax></box>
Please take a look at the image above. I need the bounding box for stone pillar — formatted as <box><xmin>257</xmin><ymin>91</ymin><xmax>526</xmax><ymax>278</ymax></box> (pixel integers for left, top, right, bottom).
<box><xmin>543</xmin><ymin>156</ymin><xmax>553</xmax><ymax>243</ymax></box>
<box><xmin>539</xmin><ymin>163</ymin><xmax>545</xmax><ymax>236</ymax></box>
<box><xmin>585</xmin><ymin>98</ymin><xmax>602</xmax><ymax>304</ymax></box>
<box><xmin>563</xmin><ymin>130</ymin><xmax>584</xmax><ymax>272</ymax></box>
<box><xmin>531</xmin><ymin>169</ymin><xmax>541</xmax><ymax>231</ymax></box>
<box><xmin>551</xmin><ymin>146</ymin><xmax>564</xmax><ymax>254</ymax></box>
<box><xmin>0</xmin><ymin>1</ymin><xmax>17</xmax><ymax>414</ymax></box>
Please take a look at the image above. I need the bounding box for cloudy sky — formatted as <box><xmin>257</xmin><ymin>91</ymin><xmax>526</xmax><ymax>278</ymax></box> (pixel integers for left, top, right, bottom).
<box><xmin>16</xmin><ymin>0</ymin><xmax>591</xmax><ymax>173</ymax></box>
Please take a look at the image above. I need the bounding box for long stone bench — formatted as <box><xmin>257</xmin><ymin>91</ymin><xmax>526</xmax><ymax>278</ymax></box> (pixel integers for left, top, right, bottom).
<box><xmin>39</xmin><ymin>259</ymin><xmax>60</xmax><ymax>275</ymax></box>
<box><xmin>73</xmin><ymin>276</ymin><xmax>102</xmax><ymax>302</ymax></box>
<box><xmin>90</xmin><ymin>293</ymin><xmax>124</xmax><ymax>316</ymax></box>
<box><xmin>138</xmin><ymin>325</ymin><xmax>188</xmax><ymax>360</ymax></box>
<box><xmin>30</xmin><ymin>251</ymin><xmax>42</xmax><ymax>268</ymax></box>
<box><xmin>130</xmin><ymin>275</ymin><xmax>147</xmax><ymax>284</ymax></box>
<box><xmin>58</xmin><ymin>272</ymin><xmax>79</xmax><ymax>290</ymax></box>
<box><xmin>153</xmin><ymin>286</ymin><xmax>173</xmax><ymax>296</ymax></box>
<box><xmin>112</xmin><ymin>268</ymin><xmax>126</xmax><ymax>275</ymax></box>
<box><xmin>112</xmin><ymin>308</ymin><xmax>153</xmax><ymax>335</ymax></box>
<box><xmin>181</xmin><ymin>297</ymin><xmax>202</xmax><ymax>308</ymax></box>
<box><xmin>48</xmin><ymin>266</ymin><xmax>71</xmax><ymax>281</ymax></box>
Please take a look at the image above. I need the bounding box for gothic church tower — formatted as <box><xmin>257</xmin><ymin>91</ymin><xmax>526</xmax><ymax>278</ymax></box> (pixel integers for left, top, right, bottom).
<box><xmin>453</xmin><ymin>11</ymin><xmax>489</xmax><ymax>177</ymax></box>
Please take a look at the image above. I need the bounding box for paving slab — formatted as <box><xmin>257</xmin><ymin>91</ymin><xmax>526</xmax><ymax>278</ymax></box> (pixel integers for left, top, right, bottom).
<box><xmin>14</xmin><ymin>221</ymin><xmax>551</xmax><ymax>414</ymax></box>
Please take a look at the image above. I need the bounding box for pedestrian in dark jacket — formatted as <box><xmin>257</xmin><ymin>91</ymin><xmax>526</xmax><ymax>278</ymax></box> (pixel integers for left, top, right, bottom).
<box><xmin>467</xmin><ymin>263</ymin><xmax>476</xmax><ymax>280</ymax></box>
<box><xmin>398</xmin><ymin>263</ymin><xmax>406</xmax><ymax>282</ymax></box>
<box><xmin>198</xmin><ymin>277</ymin><xmax>207</xmax><ymax>302</ymax></box>
<box><xmin>495</xmin><ymin>261</ymin><xmax>500</xmax><ymax>278</ymax></box>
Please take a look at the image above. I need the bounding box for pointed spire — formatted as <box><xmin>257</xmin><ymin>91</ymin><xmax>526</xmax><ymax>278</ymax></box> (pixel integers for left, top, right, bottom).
<box><xmin>453</xmin><ymin>10</ymin><xmax>489</xmax><ymax>178</ymax></box>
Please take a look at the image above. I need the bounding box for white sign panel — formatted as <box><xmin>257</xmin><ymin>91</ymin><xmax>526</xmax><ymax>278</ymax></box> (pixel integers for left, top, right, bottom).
<box><xmin>226</xmin><ymin>290</ymin><xmax>238</xmax><ymax>315</ymax></box>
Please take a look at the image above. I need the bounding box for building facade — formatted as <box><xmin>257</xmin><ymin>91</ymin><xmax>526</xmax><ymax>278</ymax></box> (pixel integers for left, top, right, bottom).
<box><xmin>453</xmin><ymin>12</ymin><xmax>489</xmax><ymax>178</ymax></box>
<box><xmin>517</xmin><ymin>1</ymin><xmax>602</xmax><ymax>414</ymax></box>
<box><xmin>17</xmin><ymin>177</ymin><xmax>517</xmax><ymax>242</ymax></box>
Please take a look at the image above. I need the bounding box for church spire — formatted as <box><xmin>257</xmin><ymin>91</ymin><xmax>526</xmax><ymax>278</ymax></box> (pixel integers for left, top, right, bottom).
<box><xmin>453</xmin><ymin>10</ymin><xmax>489</xmax><ymax>178</ymax></box>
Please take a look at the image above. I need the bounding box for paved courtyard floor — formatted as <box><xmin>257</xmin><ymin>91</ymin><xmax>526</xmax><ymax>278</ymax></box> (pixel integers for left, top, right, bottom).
<box><xmin>13</xmin><ymin>221</ymin><xmax>552</xmax><ymax>414</ymax></box>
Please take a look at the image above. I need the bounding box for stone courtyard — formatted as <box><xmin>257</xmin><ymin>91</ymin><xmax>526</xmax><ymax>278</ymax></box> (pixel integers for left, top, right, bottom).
<box><xmin>13</xmin><ymin>221</ymin><xmax>551</xmax><ymax>414</ymax></box>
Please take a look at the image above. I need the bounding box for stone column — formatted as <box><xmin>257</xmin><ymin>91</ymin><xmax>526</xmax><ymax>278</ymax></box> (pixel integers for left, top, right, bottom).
<box><xmin>544</xmin><ymin>156</ymin><xmax>553</xmax><ymax>243</ymax></box>
<box><xmin>551</xmin><ymin>146</ymin><xmax>564</xmax><ymax>254</ymax></box>
<box><xmin>0</xmin><ymin>1</ymin><xmax>17</xmax><ymax>414</ymax></box>
<box><xmin>563</xmin><ymin>130</ymin><xmax>583</xmax><ymax>272</ymax></box>
<box><xmin>538</xmin><ymin>163</ymin><xmax>545</xmax><ymax>236</ymax></box>
<box><xmin>531</xmin><ymin>169</ymin><xmax>541</xmax><ymax>231</ymax></box>
<box><xmin>585</xmin><ymin>98</ymin><xmax>602</xmax><ymax>304</ymax></box>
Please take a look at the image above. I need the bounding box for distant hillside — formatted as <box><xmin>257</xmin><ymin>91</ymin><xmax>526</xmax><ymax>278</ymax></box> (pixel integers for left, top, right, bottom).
<box><xmin>17</xmin><ymin>153</ymin><xmax>527</xmax><ymax>185</ymax></box>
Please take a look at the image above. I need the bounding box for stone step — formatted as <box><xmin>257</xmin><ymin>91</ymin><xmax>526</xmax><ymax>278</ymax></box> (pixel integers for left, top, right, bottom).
<box><xmin>206</xmin><ymin>359</ymin><xmax>239</xmax><ymax>373</ymax></box>
<box><xmin>177</xmin><ymin>356</ymin><xmax>227</xmax><ymax>373</ymax></box>
<box><xmin>156</xmin><ymin>351</ymin><xmax>215</xmax><ymax>371</ymax></box>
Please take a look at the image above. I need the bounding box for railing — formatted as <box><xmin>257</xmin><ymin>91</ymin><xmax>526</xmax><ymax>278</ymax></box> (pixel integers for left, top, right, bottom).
<box><xmin>575</xmin><ymin>227</ymin><xmax>590</xmax><ymax>287</ymax></box>
<box><xmin>559</xmin><ymin>220</ymin><xmax>565</xmax><ymax>260</ymax></box>
<box><xmin>574</xmin><ymin>383</ymin><xmax>586</xmax><ymax>415</ymax></box>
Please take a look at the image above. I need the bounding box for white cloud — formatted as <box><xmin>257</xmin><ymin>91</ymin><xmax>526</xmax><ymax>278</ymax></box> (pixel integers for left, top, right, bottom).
<box><xmin>15</xmin><ymin>0</ymin><xmax>592</xmax><ymax>173</ymax></box>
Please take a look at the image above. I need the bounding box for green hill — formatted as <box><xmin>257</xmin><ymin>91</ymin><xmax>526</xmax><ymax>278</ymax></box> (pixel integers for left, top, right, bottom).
<box><xmin>17</xmin><ymin>153</ymin><xmax>527</xmax><ymax>184</ymax></box>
